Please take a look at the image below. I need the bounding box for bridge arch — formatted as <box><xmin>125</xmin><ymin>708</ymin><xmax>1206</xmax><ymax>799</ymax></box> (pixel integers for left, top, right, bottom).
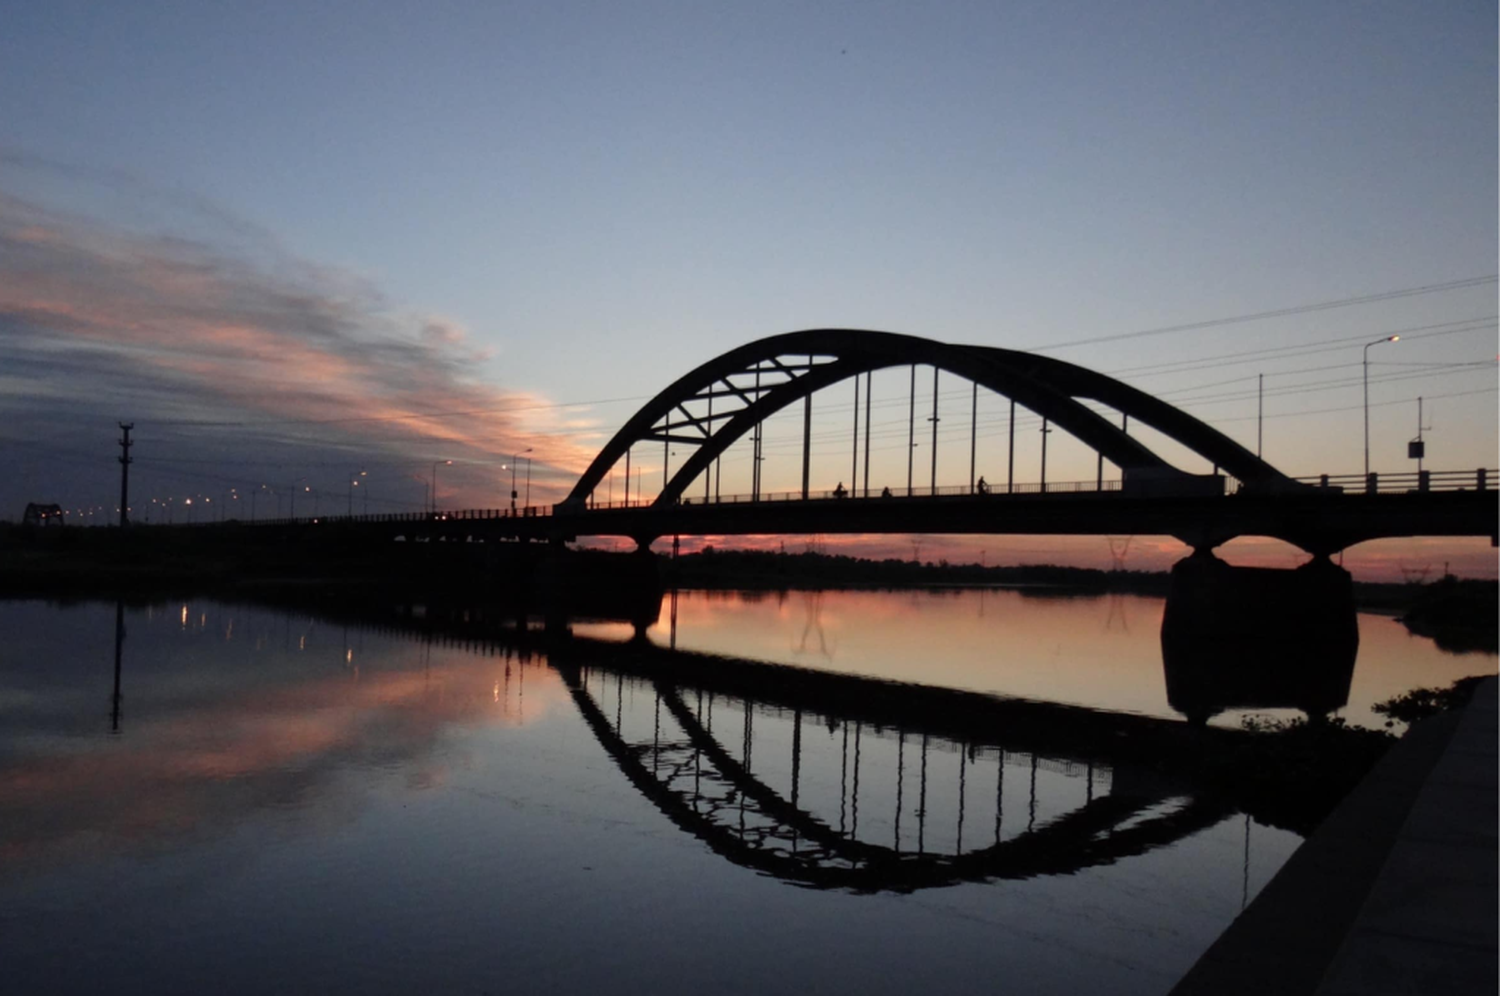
<box><xmin>561</xmin><ymin>661</ymin><xmax>1228</xmax><ymax>892</ymax></box>
<box><xmin>562</xmin><ymin>329</ymin><xmax>1300</xmax><ymax>509</ymax></box>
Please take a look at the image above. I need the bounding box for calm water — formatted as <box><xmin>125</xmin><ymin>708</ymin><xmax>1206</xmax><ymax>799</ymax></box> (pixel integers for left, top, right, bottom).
<box><xmin>1</xmin><ymin>590</ymin><xmax>1492</xmax><ymax>995</ymax></box>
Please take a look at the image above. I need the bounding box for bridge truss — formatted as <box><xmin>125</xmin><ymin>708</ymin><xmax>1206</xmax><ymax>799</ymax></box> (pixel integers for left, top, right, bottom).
<box><xmin>563</xmin><ymin>329</ymin><xmax>1304</xmax><ymax>511</ymax></box>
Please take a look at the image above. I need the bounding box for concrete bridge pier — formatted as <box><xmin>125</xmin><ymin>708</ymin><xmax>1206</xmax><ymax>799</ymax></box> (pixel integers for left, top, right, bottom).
<box><xmin>1161</xmin><ymin>552</ymin><xmax>1359</xmax><ymax>725</ymax></box>
<box><xmin>531</xmin><ymin>544</ymin><xmax>663</xmax><ymax>631</ymax></box>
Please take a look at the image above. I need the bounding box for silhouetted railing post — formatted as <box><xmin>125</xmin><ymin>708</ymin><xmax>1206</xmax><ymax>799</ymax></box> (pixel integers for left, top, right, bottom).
<box><xmin>1419</xmin><ymin>470</ymin><xmax>1431</xmax><ymax>492</ymax></box>
<box><xmin>1366</xmin><ymin>472</ymin><xmax>1378</xmax><ymax>495</ymax></box>
<box><xmin>1479</xmin><ymin>468</ymin><xmax>1488</xmax><ymax>491</ymax></box>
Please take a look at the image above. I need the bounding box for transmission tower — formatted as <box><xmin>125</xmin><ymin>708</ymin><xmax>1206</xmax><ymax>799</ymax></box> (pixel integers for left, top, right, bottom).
<box><xmin>1106</xmin><ymin>535</ymin><xmax>1134</xmax><ymax>572</ymax></box>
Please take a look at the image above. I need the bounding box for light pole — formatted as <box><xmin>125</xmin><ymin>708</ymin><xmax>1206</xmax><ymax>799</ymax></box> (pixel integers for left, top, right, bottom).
<box><xmin>348</xmin><ymin>470</ymin><xmax>366</xmax><ymax>516</ymax></box>
<box><xmin>431</xmin><ymin>460</ymin><xmax>452</xmax><ymax>515</ymax></box>
<box><xmin>1364</xmin><ymin>335</ymin><xmax>1400</xmax><ymax>477</ymax></box>
<box><xmin>509</xmin><ymin>453</ymin><xmax>521</xmax><ymax>513</ymax></box>
<box><xmin>523</xmin><ymin>448</ymin><xmax>534</xmax><ymax>508</ymax></box>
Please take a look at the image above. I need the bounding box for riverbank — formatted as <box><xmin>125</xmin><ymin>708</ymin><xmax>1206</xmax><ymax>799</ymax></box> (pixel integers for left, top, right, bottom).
<box><xmin>1171</xmin><ymin>677</ymin><xmax>1497</xmax><ymax>995</ymax></box>
<box><xmin>3</xmin><ymin>527</ymin><xmax>1492</xmax><ymax>649</ymax></box>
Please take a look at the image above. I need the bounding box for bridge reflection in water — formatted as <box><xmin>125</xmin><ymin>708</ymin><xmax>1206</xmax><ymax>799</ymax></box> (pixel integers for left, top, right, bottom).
<box><xmin>558</xmin><ymin>656</ymin><xmax>1224</xmax><ymax>893</ymax></box>
<box><xmin>270</xmin><ymin>564</ymin><xmax>1363</xmax><ymax>893</ymax></box>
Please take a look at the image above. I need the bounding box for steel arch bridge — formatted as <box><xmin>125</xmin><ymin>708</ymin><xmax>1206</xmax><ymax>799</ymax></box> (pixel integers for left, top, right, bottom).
<box><xmin>561</xmin><ymin>328</ymin><xmax>1303</xmax><ymax>511</ymax></box>
<box><xmin>229</xmin><ymin>329</ymin><xmax>1496</xmax><ymax>556</ymax></box>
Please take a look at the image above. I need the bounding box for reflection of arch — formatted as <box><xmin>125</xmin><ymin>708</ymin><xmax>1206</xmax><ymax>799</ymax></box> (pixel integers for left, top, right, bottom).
<box><xmin>558</xmin><ymin>662</ymin><xmax>1228</xmax><ymax>892</ymax></box>
<box><xmin>563</xmin><ymin>330</ymin><xmax>1301</xmax><ymax>508</ymax></box>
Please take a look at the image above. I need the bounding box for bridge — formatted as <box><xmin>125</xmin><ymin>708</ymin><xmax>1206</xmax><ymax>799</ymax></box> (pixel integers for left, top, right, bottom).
<box><xmin>232</xmin><ymin>329</ymin><xmax>1496</xmax><ymax>555</ymax></box>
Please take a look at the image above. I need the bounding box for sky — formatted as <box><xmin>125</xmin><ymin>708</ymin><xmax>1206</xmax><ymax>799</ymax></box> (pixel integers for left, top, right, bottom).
<box><xmin>1</xmin><ymin>1</ymin><xmax>1496</xmax><ymax>578</ymax></box>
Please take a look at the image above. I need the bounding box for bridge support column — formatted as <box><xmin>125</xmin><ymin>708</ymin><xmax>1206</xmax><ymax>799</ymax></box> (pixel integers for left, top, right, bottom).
<box><xmin>1162</xmin><ymin>552</ymin><xmax>1358</xmax><ymax>725</ymax></box>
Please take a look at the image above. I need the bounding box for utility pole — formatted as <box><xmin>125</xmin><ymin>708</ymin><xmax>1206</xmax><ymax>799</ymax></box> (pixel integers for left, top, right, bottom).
<box><xmin>1257</xmin><ymin>373</ymin><xmax>1264</xmax><ymax>458</ymax></box>
<box><xmin>1415</xmin><ymin>396</ymin><xmax>1426</xmax><ymax>474</ymax></box>
<box><xmin>862</xmin><ymin>371</ymin><xmax>872</xmax><ymax>498</ymax></box>
<box><xmin>929</xmin><ymin>366</ymin><xmax>939</xmax><ymax>495</ymax></box>
<box><xmin>1040</xmin><ymin>418</ymin><xmax>1052</xmax><ymax>493</ymax></box>
<box><xmin>969</xmin><ymin>382</ymin><xmax>977</xmax><ymax>494</ymax></box>
<box><xmin>851</xmin><ymin>376</ymin><xmax>859</xmax><ymax>493</ymax></box>
<box><xmin>1006</xmin><ymin>399</ymin><xmax>1015</xmax><ymax>494</ymax></box>
<box><xmin>907</xmin><ymin>364</ymin><xmax>916</xmax><ymax>495</ymax></box>
<box><xmin>801</xmin><ymin>385</ymin><xmax>812</xmax><ymax>500</ymax></box>
<box><xmin>117</xmin><ymin>422</ymin><xmax>134</xmax><ymax>527</ymax></box>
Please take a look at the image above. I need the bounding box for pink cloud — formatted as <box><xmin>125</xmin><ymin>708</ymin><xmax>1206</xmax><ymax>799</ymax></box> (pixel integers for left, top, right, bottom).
<box><xmin>0</xmin><ymin>193</ymin><xmax>598</xmax><ymax>507</ymax></box>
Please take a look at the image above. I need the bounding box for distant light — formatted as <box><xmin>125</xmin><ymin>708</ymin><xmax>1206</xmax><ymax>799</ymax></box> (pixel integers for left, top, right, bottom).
<box><xmin>1389</xmin><ymin>335</ymin><xmax>1400</xmax><ymax>342</ymax></box>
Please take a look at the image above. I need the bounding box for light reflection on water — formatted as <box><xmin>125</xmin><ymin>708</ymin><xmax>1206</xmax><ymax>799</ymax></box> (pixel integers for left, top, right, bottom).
<box><xmin>0</xmin><ymin>591</ymin><xmax>1487</xmax><ymax>995</ymax></box>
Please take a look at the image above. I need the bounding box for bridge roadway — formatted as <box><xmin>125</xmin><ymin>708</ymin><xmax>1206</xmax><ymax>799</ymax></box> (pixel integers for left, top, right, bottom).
<box><xmin>255</xmin><ymin>475</ymin><xmax>1498</xmax><ymax>556</ymax></box>
<box><xmin>552</xmin><ymin>485</ymin><xmax>1498</xmax><ymax>554</ymax></box>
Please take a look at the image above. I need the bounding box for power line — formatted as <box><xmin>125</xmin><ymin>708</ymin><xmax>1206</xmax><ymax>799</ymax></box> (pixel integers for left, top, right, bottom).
<box><xmin>1212</xmin><ymin>386</ymin><xmax>1498</xmax><ymax>425</ymax></box>
<box><xmin>1024</xmin><ymin>275</ymin><xmax>1497</xmax><ymax>352</ymax></box>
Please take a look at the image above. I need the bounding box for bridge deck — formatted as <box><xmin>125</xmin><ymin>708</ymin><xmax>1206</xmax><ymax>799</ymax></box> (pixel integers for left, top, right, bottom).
<box><xmin>178</xmin><ymin>469</ymin><xmax>1496</xmax><ymax>555</ymax></box>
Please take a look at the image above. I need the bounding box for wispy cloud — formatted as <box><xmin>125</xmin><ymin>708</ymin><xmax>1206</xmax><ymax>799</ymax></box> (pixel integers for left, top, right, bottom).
<box><xmin>0</xmin><ymin>177</ymin><xmax>595</xmax><ymax>510</ymax></box>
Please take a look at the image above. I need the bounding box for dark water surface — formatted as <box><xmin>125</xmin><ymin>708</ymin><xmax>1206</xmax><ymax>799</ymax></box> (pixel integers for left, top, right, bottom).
<box><xmin>1</xmin><ymin>591</ymin><xmax>1490</xmax><ymax>995</ymax></box>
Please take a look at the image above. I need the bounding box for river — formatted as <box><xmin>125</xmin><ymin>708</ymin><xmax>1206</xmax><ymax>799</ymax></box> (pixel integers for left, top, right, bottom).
<box><xmin>1</xmin><ymin>589</ymin><xmax>1492</xmax><ymax>995</ymax></box>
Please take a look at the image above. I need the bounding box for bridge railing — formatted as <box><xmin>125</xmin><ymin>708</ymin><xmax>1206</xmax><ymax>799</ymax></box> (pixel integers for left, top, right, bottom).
<box><xmin>1294</xmin><ymin>468</ymin><xmax>1494</xmax><ymax>495</ymax></box>
<box><xmin>150</xmin><ymin>467</ymin><xmax>1496</xmax><ymax>528</ymax></box>
<box><xmin>584</xmin><ymin>478</ymin><xmax>1125</xmax><ymax>510</ymax></box>
<box><xmin>224</xmin><ymin>506</ymin><xmax>553</xmax><ymax>528</ymax></box>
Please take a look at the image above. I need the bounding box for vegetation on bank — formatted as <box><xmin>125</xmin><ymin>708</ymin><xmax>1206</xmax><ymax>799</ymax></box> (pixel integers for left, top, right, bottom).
<box><xmin>662</xmin><ymin>545</ymin><xmax>1173</xmax><ymax>592</ymax></box>
<box><xmin>1222</xmin><ymin>676</ymin><xmax>1490</xmax><ymax>832</ymax></box>
<box><xmin>1395</xmin><ymin>577</ymin><xmax>1499</xmax><ymax>653</ymax></box>
<box><xmin>1371</xmin><ymin>675</ymin><xmax>1491</xmax><ymax>726</ymax></box>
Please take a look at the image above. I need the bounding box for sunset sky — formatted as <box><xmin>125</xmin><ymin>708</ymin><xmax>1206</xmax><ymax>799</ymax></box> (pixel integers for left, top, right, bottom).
<box><xmin>2</xmin><ymin>2</ymin><xmax>1495</xmax><ymax>578</ymax></box>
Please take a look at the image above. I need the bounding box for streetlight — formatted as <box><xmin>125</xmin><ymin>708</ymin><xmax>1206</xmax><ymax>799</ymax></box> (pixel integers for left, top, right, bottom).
<box><xmin>348</xmin><ymin>470</ymin><xmax>366</xmax><ymax>516</ymax></box>
<box><xmin>431</xmin><ymin>460</ymin><xmax>452</xmax><ymax>515</ymax></box>
<box><xmin>1364</xmin><ymin>334</ymin><xmax>1400</xmax><ymax>477</ymax></box>
<box><xmin>509</xmin><ymin>453</ymin><xmax>521</xmax><ymax>513</ymax></box>
<box><xmin>523</xmin><ymin>448</ymin><xmax>534</xmax><ymax>508</ymax></box>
